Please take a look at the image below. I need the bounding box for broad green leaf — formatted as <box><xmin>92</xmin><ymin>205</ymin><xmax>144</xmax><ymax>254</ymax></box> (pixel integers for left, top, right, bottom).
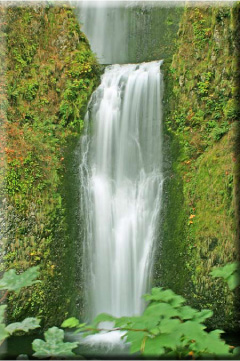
<box><xmin>192</xmin><ymin>309</ymin><xmax>213</xmax><ymax>323</ymax></box>
<box><xmin>144</xmin><ymin>287</ymin><xmax>163</xmax><ymax>300</ymax></box>
<box><xmin>144</xmin><ymin>302</ymin><xmax>179</xmax><ymax>319</ymax></box>
<box><xmin>206</xmin><ymin>330</ymin><xmax>229</xmax><ymax>355</ymax></box>
<box><xmin>0</xmin><ymin>305</ymin><xmax>7</xmax><ymax>322</ymax></box>
<box><xmin>124</xmin><ymin>315</ymin><xmax>158</xmax><ymax>330</ymax></box>
<box><xmin>142</xmin><ymin>336</ymin><xmax>165</xmax><ymax>356</ymax></box>
<box><xmin>115</xmin><ymin>316</ymin><xmax>132</xmax><ymax>328</ymax></box>
<box><xmin>179</xmin><ymin>305</ymin><xmax>198</xmax><ymax>320</ymax></box>
<box><xmin>158</xmin><ymin>318</ymin><xmax>181</xmax><ymax>334</ymax></box>
<box><xmin>180</xmin><ymin>321</ymin><xmax>206</xmax><ymax>341</ymax></box>
<box><xmin>92</xmin><ymin>313</ymin><xmax>115</xmax><ymax>327</ymax></box>
<box><xmin>233</xmin><ymin>347</ymin><xmax>240</xmax><ymax>355</ymax></box>
<box><xmin>149</xmin><ymin>327</ymin><xmax>160</xmax><ymax>336</ymax></box>
<box><xmin>211</xmin><ymin>262</ymin><xmax>240</xmax><ymax>290</ymax></box>
<box><xmin>115</xmin><ymin>315</ymin><xmax>160</xmax><ymax>329</ymax></box>
<box><xmin>209</xmin><ymin>329</ymin><xmax>225</xmax><ymax>338</ymax></box>
<box><xmin>6</xmin><ymin>318</ymin><xmax>40</xmax><ymax>334</ymax></box>
<box><xmin>0</xmin><ymin>305</ymin><xmax>8</xmax><ymax>342</ymax></box>
<box><xmin>210</xmin><ymin>262</ymin><xmax>239</xmax><ymax>280</ymax></box>
<box><xmin>144</xmin><ymin>287</ymin><xmax>174</xmax><ymax>301</ymax></box>
<box><xmin>190</xmin><ymin>331</ymin><xmax>230</xmax><ymax>356</ymax></box>
<box><xmin>0</xmin><ymin>267</ymin><xmax>40</xmax><ymax>293</ymax></box>
<box><xmin>227</xmin><ymin>273</ymin><xmax>240</xmax><ymax>290</ymax></box>
<box><xmin>32</xmin><ymin>326</ymin><xmax>78</xmax><ymax>358</ymax></box>
<box><xmin>149</xmin><ymin>332</ymin><xmax>181</xmax><ymax>351</ymax></box>
<box><xmin>144</xmin><ymin>288</ymin><xmax>185</xmax><ymax>307</ymax></box>
<box><xmin>141</xmin><ymin>316</ymin><xmax>160</xmax><ymax>329</ymax></box>
<box><xmin>170</xmin><ymin>294</ymin><xmax>186</xmax><ymax>307</ymax></box>
<box><xmin>77</xmin><ymin>323</ymin><xmax>86</xmax><ymax>329</ymax></box>
<box><xmin>0</xmin><ymin>323</ymin><xmax>8</xmax><ymax>342</ymax></box>
<box><xmin>61</xmin><ymin>317</ymin><xmax>81</xmax><ymax>328</ymax></box>
<box><xmin>126</xmin><ymin>331</ymin><xmax>147</xmax><ymax>354</ymax></box>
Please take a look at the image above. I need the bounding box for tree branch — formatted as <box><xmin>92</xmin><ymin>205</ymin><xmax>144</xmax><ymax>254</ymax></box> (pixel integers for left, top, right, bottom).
<box><xmin>0</xmin><ymin>290</ymin><xmax>8</xmax><ymax>303</ymax></box>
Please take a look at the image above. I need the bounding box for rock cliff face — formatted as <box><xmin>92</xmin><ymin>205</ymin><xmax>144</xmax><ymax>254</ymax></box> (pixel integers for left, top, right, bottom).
<box><xmin>0</xmin><ymin>6</ymin><xmax>7</xmax><ymax>266</ymax></box>
<box><xmin>157</xmin><ymin>4</ymin><xmax>240</xmax><ymax>331</ymax></box>
<box><xmin>0</xmin><ymin>4</ymin><xmax>100</xmax><ymax>328</ymax></box>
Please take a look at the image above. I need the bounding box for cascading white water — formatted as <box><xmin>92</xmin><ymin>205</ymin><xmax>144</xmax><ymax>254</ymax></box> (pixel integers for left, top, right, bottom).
<box><xmin>80</xmin><ymin>61</ymin><xmax>164</xmax><ymax>323</ymax></box>
<box><xmin>75</xmin><ymin>1</ymin><xmax>129</xmax><ymax>64</ymax></box>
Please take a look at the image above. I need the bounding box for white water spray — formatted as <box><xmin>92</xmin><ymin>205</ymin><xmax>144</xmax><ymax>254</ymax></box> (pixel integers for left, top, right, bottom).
<box><xmin>80</xmin><ymin>61</ymin><xmax>164</xmax><ymax>324</ymax></box>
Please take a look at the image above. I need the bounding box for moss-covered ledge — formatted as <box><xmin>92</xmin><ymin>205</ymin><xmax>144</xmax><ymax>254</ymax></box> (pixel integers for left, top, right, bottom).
<box><xmin>1</xmin><ymin>3</ymin><xmax>101</xmax><ymax>328</ymax></box>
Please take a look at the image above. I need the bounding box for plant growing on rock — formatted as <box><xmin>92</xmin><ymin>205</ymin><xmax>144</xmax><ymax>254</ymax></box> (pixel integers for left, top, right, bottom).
<box><xmin>63</xmin><ymin>261</ymin><xmax>240</xmax><ymax>360</ymax></box>
<box><xmin>0</xmin><ymin>267</ymin><xmax>41</xmax><ymax>346</ymax></box>
<box><xmin>1</xmin><ymin>262</ymin><xmax>239</xmax><ymax>359</ymax></box>
<box><xmin>0</xmin><ymin>266</ymin><xmax>79</xmax><ymax>359</ymax></box>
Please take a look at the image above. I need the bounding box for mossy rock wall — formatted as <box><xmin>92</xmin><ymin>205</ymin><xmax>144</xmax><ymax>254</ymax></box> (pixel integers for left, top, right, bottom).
<box><xmin>155</xmin><ymin>4</ymin><xmax>240</xmax><ymax>331</ymax></box>
<box><xmin>0</xmin><ymin>4</ymin><xmax>100</xmax><ymax>328</ymax></box>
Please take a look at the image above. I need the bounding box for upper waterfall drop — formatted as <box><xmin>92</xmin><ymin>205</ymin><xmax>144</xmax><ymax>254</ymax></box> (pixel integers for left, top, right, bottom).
<box><xmin>75</xmin><ymin>0</ymin><xmax>129</xmax><ymax>64</ymax></box>
<box><xmin>72</xmin><ymin>1</ymin><xmax>180</xmax><ymax>65</ymax></box>
<box><xmin>80</xmin><ymin>60</ymin><xmax>164</xmax><ymax>321</ymax></box>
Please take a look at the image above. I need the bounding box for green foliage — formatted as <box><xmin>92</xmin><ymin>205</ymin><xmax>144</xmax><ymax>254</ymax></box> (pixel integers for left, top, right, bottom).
<box><xmin>59</xmin><ymin>50</ymin><xmax>99</xmax><ymax>126</ymax></box>
<box><xmin>5</xmin><ymin>5</ymin><xmax>100</xmax><ymax>328</ymax></box>
<box><xmin>212</xmin><ymin>121</ymin><xmax>230</xmax><ymax>141</ymax></box>
<box><xmin>78</xmin><ymin>287</ymin><xmax>231</xmax><ymax>359</ymax></box>
<box><xmin>32</xmin><ymin>327</ymin><xmax>78</xmax><ymax>358</ymax></box>
<box><xmin>0</xmin><ymin>263</ymin><xmax>239</xmax><ymax>358</ymax></box>
<box><xmin>192</xmin><ymin>12</ymin><xmax>211</xmax><ymax>50</ymax></box>
<box><xmin>0</xmin><ymin>268</ymin><xmax>41</xmax><ymax>346</ymax></box>
<box><xmin>0</xmin><ymin>266</ymin><xmax>77</xmax><ymax>359</ymax></box>
<box><xmin>24</xmin><ymin>81</ymin><xmax>39</xmax><ymax>101</ymax></box>
<box><xmin>191</xmin><ymin>109</ymin><xmax>204</xmax><ymax>127</ymax></box>
<box><xmin>223</xmin><ymin>98</ymin><xmax>240</xmax><ymax>120</ymax></box>
<box><xmin>0</xmin><ymin>266</ymin><xmax>40</xmax><ymax>293</ymax></box>
<box><xmin>210</xmin><ymin>262</ymin><xmax>240</xmax><ymax>290</ymax></box>
<box><xmin>61</xmin><ymin>317</ymin><xmax>85</xmax><ymax>329</ymax></box>
<box><xmin>5</xmin><ymin>318</ymin><xmax>41</xmax><ymax>334</ymax></box>
<box><xmin>0</xmin><ymin>306</ymin><xmax>9</xmax><ymax>342</ymax></box>
<box><xmin>197</xmin><ymin>72</ymin><xmax>213</xmax><ymax>96</ymax></box>
<box><xmin>162</xmin><ymin>4</ymin><xmax>238</xmax><ymax>331</ymax></box>
<box><xmin>216</xmin><ymin>8</ymin><xmax>230</xmax><ymax>22</ymax></box>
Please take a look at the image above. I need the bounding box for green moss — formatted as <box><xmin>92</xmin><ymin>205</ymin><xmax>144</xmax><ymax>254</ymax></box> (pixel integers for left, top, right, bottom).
<box><xmin>157</xmin><ymin>4</ymin><xmax>239</xmax><ymax>331</ymax></box>
<box><xmin>183</xmin><ymin>126</ymin><xmax>238</xmax><ymax>328</ymax></box>
<box><xmin>3</xmin><ymin>4</ymin><xmax>100</xmax><ymax>328</ymax></box>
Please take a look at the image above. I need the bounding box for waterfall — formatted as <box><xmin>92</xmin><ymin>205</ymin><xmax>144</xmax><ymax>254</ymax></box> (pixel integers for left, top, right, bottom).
<box><xmin>75</xmin><ymin>1</ymin><xmax>129</xmax><ymax>64</ymax></box>
<box><xmin>80</xmin><ymin>61</ymin><xmax>164</xmax><ymax>322</ymax></box>
<box><xmin>73</xmin><ymin>1</ymin><xmax>178</xmax><ymax>65</ymax></box>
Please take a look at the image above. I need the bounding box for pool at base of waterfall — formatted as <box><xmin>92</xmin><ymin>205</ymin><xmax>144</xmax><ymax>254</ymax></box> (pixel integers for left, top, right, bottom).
<box><xmin>68</xmin><ymin>321</ymin><xmax>128</xmax><ymax>357</ymax></box>
<box><xmin>66</xmin><ymin>329</ymin><xmax>132</xmax><ymax>359</ymax></box>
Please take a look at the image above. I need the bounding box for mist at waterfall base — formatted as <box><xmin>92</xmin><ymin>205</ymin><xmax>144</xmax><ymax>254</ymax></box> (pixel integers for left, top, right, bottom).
<box><xmin>73</xmin><ymin>61</ymin><xmax>164</xmax><ymax>354</ymax></box>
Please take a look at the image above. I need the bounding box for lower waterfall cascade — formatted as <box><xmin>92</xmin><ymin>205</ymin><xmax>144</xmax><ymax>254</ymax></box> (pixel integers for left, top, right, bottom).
<box><xmin>80</xmin><ymin>61</ymin><xmax>164</xmax><ymax>328</ymax></box>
